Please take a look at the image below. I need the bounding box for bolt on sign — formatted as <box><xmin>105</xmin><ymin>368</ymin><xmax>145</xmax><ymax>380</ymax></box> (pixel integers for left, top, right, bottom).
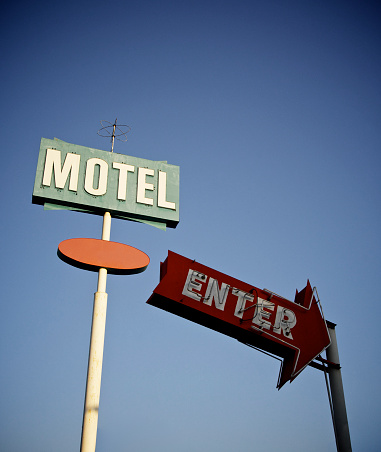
<box><xmin>32</xmin><ymin>138</ymin><xmax>180</xmax><ymax>229</ymax></box>
<box><xmin>147</xmin><ymin>251</ymin><xmax>331</xmax><ymax>388</ymax></box>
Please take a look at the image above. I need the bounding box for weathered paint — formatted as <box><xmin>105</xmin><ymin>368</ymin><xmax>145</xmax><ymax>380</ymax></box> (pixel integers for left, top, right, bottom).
<box><xmin>147</xmin><ymin>251</ymin><xmax>331</xmax><ymax>388</ymax></box>
<box><xmin>32</xmin><ymin>138</ymin><xmax>180</xmax><ymax>228</ymax></box>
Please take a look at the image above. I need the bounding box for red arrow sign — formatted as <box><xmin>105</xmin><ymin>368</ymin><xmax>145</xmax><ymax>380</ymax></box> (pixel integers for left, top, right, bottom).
<box><xmin>147</xmin><ymin>251</ymin><xmax>331</xmax><ymax>388</ymax></box>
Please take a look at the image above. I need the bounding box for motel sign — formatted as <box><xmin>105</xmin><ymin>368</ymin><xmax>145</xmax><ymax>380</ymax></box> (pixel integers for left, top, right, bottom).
<box><xmin>32</xmin><ymin>138</ymin><xmax>180</xmax><ymax>228</ymax></box>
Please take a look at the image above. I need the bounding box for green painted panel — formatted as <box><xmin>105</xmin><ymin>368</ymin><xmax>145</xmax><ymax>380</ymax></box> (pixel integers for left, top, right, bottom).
<box><xmin>32</xmin><ymin>138</ymin><xmax>180</xmax><ymax>228</ymax></box>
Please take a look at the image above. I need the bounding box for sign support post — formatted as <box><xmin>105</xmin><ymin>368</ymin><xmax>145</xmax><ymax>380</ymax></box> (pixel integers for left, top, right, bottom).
<box><xmin>326</xmin><ymin>322</ymin><xmax>352</xmax><ymax>452</ymax></box>
<box><xmin>32</xmin><ymin>124</ymin><xmax>176</xmax><ymax>451</ymax></box>
<box><xmin>80</xmin><ymin>212</ymin><xmax>111</xmax><ymax>452</ymax></box>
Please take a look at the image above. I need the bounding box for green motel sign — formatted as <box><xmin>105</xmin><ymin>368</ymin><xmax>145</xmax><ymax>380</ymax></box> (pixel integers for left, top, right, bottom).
<box><xmin>32</xmin><ymin>138</ymin><xmax>180</xmax><ymax>229</ymax></box>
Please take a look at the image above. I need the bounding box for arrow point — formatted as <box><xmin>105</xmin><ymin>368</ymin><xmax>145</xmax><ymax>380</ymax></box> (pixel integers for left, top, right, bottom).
<box><xmin>277</xmin><ymin>280</ymin><xmax>331</xmax><ymax>388</ymax></box>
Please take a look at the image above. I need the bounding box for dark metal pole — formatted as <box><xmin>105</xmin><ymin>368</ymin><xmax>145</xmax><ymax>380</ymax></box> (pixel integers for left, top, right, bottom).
<box><xmin>326</xmin><ymin>321</ymin><xmax>352</xmax><ymax>452</ymax></box>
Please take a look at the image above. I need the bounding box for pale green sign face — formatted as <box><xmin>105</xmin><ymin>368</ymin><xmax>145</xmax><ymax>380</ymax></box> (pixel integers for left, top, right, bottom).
<box><xmin>32</xmin><ymin>138</ymin><xmax>180</xmax><ymax>228</ymax></box>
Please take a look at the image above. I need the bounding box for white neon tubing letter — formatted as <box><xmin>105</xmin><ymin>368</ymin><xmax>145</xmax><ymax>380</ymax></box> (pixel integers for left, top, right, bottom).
<box><xmin>182</xmin><ymin>269</ymin><xmax>207</xmax><ymax>301</ymax></box>
<box><xmin>273</xmin><ymin>306</ymin><xmax>297</xmax><ymax>339</ymax></box>
<box><xmin>232</xmin><ymin>288</ymin><xmax>255</xmax><ymax>319</ymax></box>
<box><xmin>203</xmin><ymin>278</ymin><xmax>230</xmax><ymax>310</ymax></box>
<box><xmin>252</xmin><ymin>298</ymin><xmax>275</xmax><ymax>330</ymax></box>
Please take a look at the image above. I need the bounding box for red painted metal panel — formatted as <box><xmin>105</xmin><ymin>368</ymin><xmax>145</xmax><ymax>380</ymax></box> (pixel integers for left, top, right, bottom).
<box><xmin>146</xmin><ymin>251</ymin><xmax>330</xmax><ymax>388</ymax></box>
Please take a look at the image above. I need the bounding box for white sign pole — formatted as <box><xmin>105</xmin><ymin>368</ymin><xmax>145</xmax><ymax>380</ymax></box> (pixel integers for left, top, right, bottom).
<box><xmin>80</xmin><ymin>211</ymin><xmax>111</xmax><ymax>452</ymax></box>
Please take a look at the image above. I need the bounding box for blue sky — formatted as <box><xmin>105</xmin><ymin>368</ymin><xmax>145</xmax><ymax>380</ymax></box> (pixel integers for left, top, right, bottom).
<box><xmin>1</xmin><ymin>1</ymin><xmax>380</xmax><ymax>451</ymax></box>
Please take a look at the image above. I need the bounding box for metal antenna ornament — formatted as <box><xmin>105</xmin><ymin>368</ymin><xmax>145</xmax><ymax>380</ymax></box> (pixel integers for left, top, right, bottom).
<box><xmin>97</xmin><ymin>119</ymin><xmax>131</xmax><ymax>152</ymax></box>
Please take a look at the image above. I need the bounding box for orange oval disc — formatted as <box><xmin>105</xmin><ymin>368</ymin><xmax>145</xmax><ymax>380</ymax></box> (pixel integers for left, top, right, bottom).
<box><xmin>57</xmin><ymin>238</ymin><xmax>150</xmax><ymax>275</ymax></box>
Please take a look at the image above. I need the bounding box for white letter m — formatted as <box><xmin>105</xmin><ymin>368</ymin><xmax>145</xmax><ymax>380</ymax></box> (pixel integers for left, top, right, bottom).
<box><xmin>42</xmin><ymin>148</ymin><xmax>80</xmax><ymax>191</ymax></box>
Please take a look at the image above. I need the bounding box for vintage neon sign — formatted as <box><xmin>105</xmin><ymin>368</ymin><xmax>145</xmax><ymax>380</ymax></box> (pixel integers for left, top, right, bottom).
<box><xmin>32</xmin><ymin>138</ymin><xmax>180</xmax><ymax>228</ymax></box>
<box><xmin>147</xmin><ymin>251</ymin><xmax>331</xmax><ymax>388</ymax></box>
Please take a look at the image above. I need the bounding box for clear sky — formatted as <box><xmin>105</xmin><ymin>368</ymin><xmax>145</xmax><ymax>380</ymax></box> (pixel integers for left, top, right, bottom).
<box><xmin>1</xmin><ymin>1</ymin><xmax>380</xmax><ymax>451</ymax></box>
